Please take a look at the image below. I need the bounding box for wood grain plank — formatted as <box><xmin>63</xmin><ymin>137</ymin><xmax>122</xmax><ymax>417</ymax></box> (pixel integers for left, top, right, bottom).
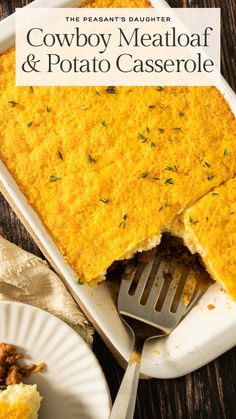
<box><xmin>0</xmin><ymin>1</ymin><xmax>11</xmax><ymax>20</ymax></box>
<box><xmin>169</xmin><ymin>0</ymin><xmax>236</xmax><ymax>92</ymax></box>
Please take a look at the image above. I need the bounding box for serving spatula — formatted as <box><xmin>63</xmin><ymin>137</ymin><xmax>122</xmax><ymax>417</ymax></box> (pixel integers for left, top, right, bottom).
<box><xmin>109</xmin><ymin>253</ymin><xmax>209</xmax><ymax>419</ymax></box>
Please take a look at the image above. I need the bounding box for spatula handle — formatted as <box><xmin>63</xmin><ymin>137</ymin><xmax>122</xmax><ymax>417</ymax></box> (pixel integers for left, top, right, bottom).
<box><xmin>109</xmin><ymin>340</ymin><xmax>143</xmax><ymax>419</ymax></box>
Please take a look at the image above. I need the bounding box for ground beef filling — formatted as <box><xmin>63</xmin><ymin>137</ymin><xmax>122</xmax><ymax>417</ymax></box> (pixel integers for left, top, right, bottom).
<box><xmin>0</xmin><ymin>342</ymin><xmax>45</xmax><ymax>390</ymax></box>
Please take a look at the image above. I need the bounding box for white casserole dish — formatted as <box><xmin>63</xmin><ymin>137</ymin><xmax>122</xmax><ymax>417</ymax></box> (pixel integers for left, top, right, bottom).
<box><xmin>1</xmin><ymin>0</ymin><xmax>236</xmax><ymax>378</ymax></box>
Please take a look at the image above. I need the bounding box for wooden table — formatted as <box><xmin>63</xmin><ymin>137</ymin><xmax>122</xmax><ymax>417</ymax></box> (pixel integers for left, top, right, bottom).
<box><xmin>1</xmin><ymin>1</ymin><xmax>236</xmax><ymax>417</ymax></box>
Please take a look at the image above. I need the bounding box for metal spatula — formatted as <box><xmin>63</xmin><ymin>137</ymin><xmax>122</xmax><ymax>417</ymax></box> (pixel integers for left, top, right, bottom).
<box><xmin>109</xmin><ymin>253</ymin><xmax>209</xmax><ymax>419</ymax></box>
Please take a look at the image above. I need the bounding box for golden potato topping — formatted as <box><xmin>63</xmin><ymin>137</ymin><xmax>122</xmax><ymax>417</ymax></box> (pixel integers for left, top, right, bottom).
<box><xmin>0</xmin><ymin>0</ymin><xmax>236</xmax><ymax>287</ymax></box>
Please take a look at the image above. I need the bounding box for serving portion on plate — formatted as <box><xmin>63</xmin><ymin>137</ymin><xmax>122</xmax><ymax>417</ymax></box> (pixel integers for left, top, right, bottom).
<box><xmin>0</xmin><ymin>341</ymin><xmax>44</xmax><ymax>418</ymax></box>
<box><xmin>0</xmin><ymin>0</ymin><xmax>236</xmax><ymax>379</ymax></box>
<box><xmin>0</xmin><ymin>301</ymin><xmax>111</xmax><ymax>419</ymax></box>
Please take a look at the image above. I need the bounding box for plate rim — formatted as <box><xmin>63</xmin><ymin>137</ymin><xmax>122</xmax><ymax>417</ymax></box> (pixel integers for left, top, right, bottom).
<box><xmin>0</xmin><ymin>299</ymin><xmax>112</xmax><ymax>415</ymax></box>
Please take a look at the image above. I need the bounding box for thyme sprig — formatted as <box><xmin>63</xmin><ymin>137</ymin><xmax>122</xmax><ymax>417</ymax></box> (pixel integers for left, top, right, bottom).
<box><xmin>101</xmin><ymin>120</ymin><xmax>107</xmax><ymax>128</ymax></box>
<box><xmin>179</xmin><ymin>111</ymin><xmax>184</xmax><ymax>117</ymax></box>
<box><xmin>106</xmin><ymin>86</ymin><xmax>116</xmax><ymax>94</ymax></box>
<box><xmin>224</xmin><ymin>148</ymin><xmax>229</xmax><ymax>156</ymax></box>
<box><xmin>137</xmin><ymin>133</ymin><xmax>148</xmax><ymax>143</ymax></box>
<box><xmin>100</xmin><ymin>197</ymin><xmax>110</xmax><ymax>204</ymax></box>
<box><xmin>138</xmin><ymin>172</ymin><xmax>150</xmax><ymax>179</ymax></box>
<box><xmin>9</xmin><ymin>101</ymin><xmax>18</xmax><ymax>107</ymax></box>
<box><xmin>137</xmin><ymin>130</ymin><xmax>157</xmax><ymax>149</ymax></box>
<box><xmin>58</xmin><ymin>151</ymin><xmax>63</xmax><ymax>160</ymax></box>
<box><xmin>165</xmin><ymin>178</ymin><xmax>174</xmax><ymax>185</ymax></box>
<box><xmin>27</xmin><ymin>121</ymin><xmax>33</xmax><ymax>127</ymax></box>
<box><xmin>156</xmin><ymin>86</ymin><xmax>164</xmax><ymax>92</ymax></box>
<box><xmin>164</xmin><ymin>165</ymin><xmax>178</xmax><ymax>172</ymax></box>
<box><xmin>159</xmin><ymin>200</ymin><xmax>171</xmax><ymax>212</ymax></box>
<box><xmin>173</xmin><ymin>127</ymin><xmax>183</xmax><ymax>133</ymax></box>
<box><xmin>189</xmin><ymin>216</ymin><xmax>199</xmax><ymax>225</ymax></box>
<box><xmin>119</xmin><ymin>214</ymin><xmax>128</xmax><ymax>229</ymax></box>
<box><xmin>160</xmin><ymin>104</ymin><xmax>169</xmax><ymax>109</ymax></box>
<box><xmin>87</xmin><ymin>154</ymin><xmax>97</xmax><ymax>164</ymax></box>
<box><xmin>205</xmin><ymin>172</ymin><xmax>214</xmax><ymax>181</ymax></box>
<box><xmin>50</xmin><ymin>175</ymin><xmax>61</xmax><ymax>182</ymax></box>
<box><xmin>77</xmin><ymin>278</ymin><xmax>84</xmax><ymax>285</ymax></box>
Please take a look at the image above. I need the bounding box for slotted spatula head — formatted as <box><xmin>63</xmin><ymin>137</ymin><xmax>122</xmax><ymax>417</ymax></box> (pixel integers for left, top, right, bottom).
<box><xmin>118</xmin><ymin>253</ymin><xmax>209</xmax><ymax>337</ymax></box>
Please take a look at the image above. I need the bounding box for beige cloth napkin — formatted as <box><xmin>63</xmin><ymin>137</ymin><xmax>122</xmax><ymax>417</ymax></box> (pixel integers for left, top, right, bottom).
<box><xmin>0</xmin><ymin>235</ymin><xmax>93</xmax><ymax>345</ymax></box>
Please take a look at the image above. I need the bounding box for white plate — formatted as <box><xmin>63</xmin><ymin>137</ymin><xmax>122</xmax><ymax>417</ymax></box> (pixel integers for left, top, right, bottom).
<box><xmin>1</xmin><ymin>0</ymin><xmax>236</xmax><ymax>379</ymax></box>
<box><xmin>0</xmin><ymin>301</ymin><xmax>111</xmax><ymax>419</ymax></box>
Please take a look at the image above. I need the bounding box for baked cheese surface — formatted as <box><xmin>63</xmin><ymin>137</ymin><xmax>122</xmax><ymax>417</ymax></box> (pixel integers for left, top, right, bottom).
<box><xmin>0</xmin><ymin>0</ymin><xmax>236</xmax><ymax>284</ymax></box>
<box><xmin>178</xmin><ymin>177</ymin><xmax>236</xmax><ymax>299</ymax></box>
<box><xmin>0</xmin><ymin>384</ymin><xmax>42</xmax><ymax>419</ymax></box>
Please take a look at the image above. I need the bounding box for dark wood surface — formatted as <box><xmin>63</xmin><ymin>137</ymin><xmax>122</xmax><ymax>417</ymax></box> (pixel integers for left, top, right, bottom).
<box><xmin>1</xmin><ymin>1</ymin><xmax>236</xmax><ymax>418</ymax></box>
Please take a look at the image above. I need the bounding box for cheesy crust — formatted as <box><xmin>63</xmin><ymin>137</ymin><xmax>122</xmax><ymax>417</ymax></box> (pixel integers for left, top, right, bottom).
<box><xmin>0</xmin><ymin>384</ymin><xmax>42</xmax><ymax>419</ymax></box>
<box><xmin>1</xmin><ymin>56</ymin><xmax>236</xmax><ymax>283</ymax></box>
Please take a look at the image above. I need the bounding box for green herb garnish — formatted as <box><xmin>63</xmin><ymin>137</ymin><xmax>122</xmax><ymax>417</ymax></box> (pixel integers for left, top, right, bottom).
<box><xmin>101</xmin><ymin>120</ymin><xmax>107</xmax><ymax>128</ymax></box>
<box><xmin>146</xmin><ymin>127</ymin><xmax>150</xmax><ymax>134</ymax></box>
<box><xmin>165</xmin><ymin>178</ymin><xmax>174</xmax><ymax>185</ymax></box>
<box><xmin>77</xmin><ymin>279</ymin><xmax>84</xmax><ymax>285</ymax></box>
<box><xmin>105</xmin><ymin>86</ymin><xmax>116</xmax><ymax>94</ymax></box>
<box><xmin>150</xmin><ymin>141</ymin><xmax>156</xmax><ymax>148</ymax></box>
<box><xmin>50</xmin><ymin>175</ymin><xmax>61</xmax><ymax>182</ymax></box>
<box><xmin>87</xmin><ymin>154</ymin><xmax>97</xmax><ymax>164</ymax></box>
<box><xmin>137</xmin><ymin>133</ymin><xmax>148</xmax><ymax>143</ymax></box>
<box><xmin>164</xmin><ymin>165</ymin><xmax>177</xmax><ymax>172</ymax></box>
<box><xmin>119</xmin><ymin>214</ymin><xmax>127</xmax><ymax>229</ymax></box>
<box><xmin>138</xmin><ymin>172</ymin><xmax>149</xmax><ymax>179</ymax></box>
<box><xmin>159</xmin><ymin>200</ymin><xmax>171</xmax><ymax>212</ymax></box>
<box><xmin>152</xmin><ymin>176</ymin><xmax>160</xmax><ymax>180</ymax></box>
<box><xmin>211</xmin><ymin>192</ymin><xmax>218</xmax><ymax>196</ymax></box>
<box><xmin>148</xmin><ymin>105</ymin><xmax>156</xmax><ymax>109</ymax></box>
<box><xmin>173</xmin><ymin>127</ymin><xmax>183</xmax><ymax>133</ymax></box>
<box><xmin>189</xmin><ymin>216</ymin><xmax>199</xmax><ymax>225</ymax></box>
<box><xmin>29</xmin><ymin>86</ymin><xmax>33</xmax><ymax>93</ymax></box>
<box><xmin>158</xmin><ymin>128</ymin><xmax>165</xmax><ymax>134</ymax></box>
<box><xmin>203</xmin><ymin>161</ymin><xmax>211</xmax><ymax>168</ymax></box>
<box><xmin>156</xmin><ymin>86</ymin><xmax>164</xmax><ymax>92</ymax></box>
<box><xmin>9</xmin><ymin>101</ymin><xmax>18</xmax><ymax>107</ymax></box>
<box><xmin>27</xmin><ymin>121</ymin><xmax>33</xmax><ymax>127</ymax></box>
<box><xmin>58</xmin><ymin>151</ymin><xmax>63</xmax><ymax>160</ymax></box>
<box><xmin>100</xmin><ymin>197</ymin><xmax>110</xmax><ymax>204</ymax></box>
<box><xmin>224</xmin><ymin>148</ymin><xmax>229</xmax><ymax>156</ymax></box>
<box><xmin>46</xmin><ymin>106</ymin><xmax>51</xmax><ymax>112</ymax></box>
<box><xmin>206</xmin><ymin>172</ymin><xmax>214</xmax><ymax>181</ymax></box>
<box><xmin>160</xmin><ymin>104</ymin><xmax>169</xmax><ymax>109</ymax></box>
<box><xmin>179</xmin><ymin>111</ymin><xmax>184</xmax><ymax>117</ymax></box>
